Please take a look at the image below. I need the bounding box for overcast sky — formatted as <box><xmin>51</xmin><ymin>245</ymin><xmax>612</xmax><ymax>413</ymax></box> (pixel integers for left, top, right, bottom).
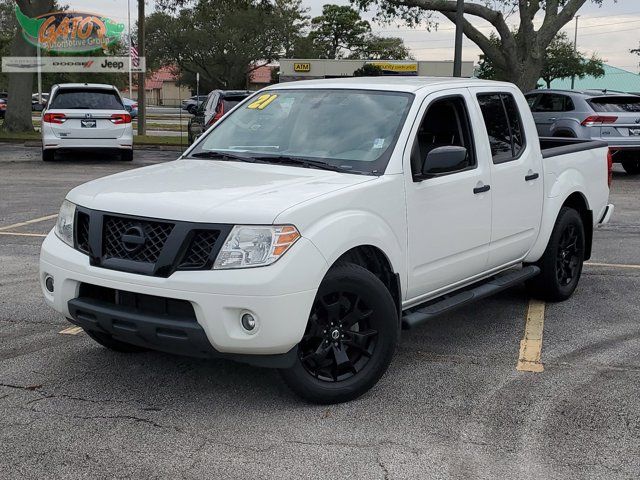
<box><xmin>64</xmin><ymin>0</ymin><xmax>640</xmax><ymax>72</ymax></box>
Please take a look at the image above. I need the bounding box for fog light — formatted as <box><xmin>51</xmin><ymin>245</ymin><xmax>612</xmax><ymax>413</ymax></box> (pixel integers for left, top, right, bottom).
<box><xmin>44</xmin><ymin>275</ymin><xmax>54</xmax><ymax>293</ymax></box>
<box><xmin>241</xmin><ymin>313</ymin><xmax>256</xmax><ymax>332</ymax></box>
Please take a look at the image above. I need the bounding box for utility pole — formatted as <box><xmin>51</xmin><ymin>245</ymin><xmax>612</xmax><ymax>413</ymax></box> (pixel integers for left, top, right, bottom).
<box><xmin>128</xmin><ymin>0</ymin><xmax>132</xmax><ymax>98</ymax></box>
<box><xmin>571</xmin><ymin>15</ymin><xmax>580</xmax><ymax>89</ymax></box>
<box><xmin>453</xmin><ymin>0</ymin><xmax>464</xmax><ymax>77</ymax></box>
<box><xmin>137</xmin><ymin>0</ymin><xmax>146</xmax><ymax>136</ymax></box>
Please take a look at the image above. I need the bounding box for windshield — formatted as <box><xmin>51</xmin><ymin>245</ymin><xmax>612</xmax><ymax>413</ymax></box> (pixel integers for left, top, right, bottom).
<box><xmin>188</xmin><ymin>88</ymin><xmax>413</xmax><ymax>174</ymax></box>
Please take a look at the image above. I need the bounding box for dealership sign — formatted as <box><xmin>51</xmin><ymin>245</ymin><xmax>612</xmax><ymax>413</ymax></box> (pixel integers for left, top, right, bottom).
<box><xmin>366</xmin><ymin>61</ymin><xmax>418</xmax><ymax>75</ymax></box>
<box><xmin>15</xmin><ymin>5</ymin><xmax>125</xmax><ymax>53</ymax></box>
<box><xmin>2</xmin><ymin>56</ymin><xmax>145</xmax><ymax>73</ymax></box>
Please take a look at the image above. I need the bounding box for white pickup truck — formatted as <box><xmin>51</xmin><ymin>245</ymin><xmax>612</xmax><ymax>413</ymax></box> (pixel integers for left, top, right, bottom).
<box><xmin>40</xmin><ymin>78</ymin><xmax>614</xmax><ymax>403</ymax></box>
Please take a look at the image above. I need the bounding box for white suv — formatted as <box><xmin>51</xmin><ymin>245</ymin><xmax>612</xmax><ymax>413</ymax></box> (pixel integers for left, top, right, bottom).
<box><xmin>41</xmin><ymin>83</ymin><xmax>134</xmax><ymax>162</ymax></box>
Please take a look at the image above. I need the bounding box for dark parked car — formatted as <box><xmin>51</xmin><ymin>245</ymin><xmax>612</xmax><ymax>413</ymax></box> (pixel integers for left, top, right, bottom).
<box><xmin>0</xmin><ymin>98</ymin><xmax>6</xmax><ymax>119</ymax></box>
<box><xmin>187</xmin><ymin>90</ymin><xmax>251</xmax><ymax>144</ymax></box>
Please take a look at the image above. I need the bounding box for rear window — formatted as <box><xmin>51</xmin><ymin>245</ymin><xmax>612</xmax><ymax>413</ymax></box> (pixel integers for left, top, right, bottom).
<box><xmin>589</xmin><ymin>96</ymin><xmax>640</xmax><ymax>113</ymax></box>
<box><xmin>50</xmin><ymin>88</ymin><xmax>123</xmax><ymax>110</ymax></box>
<box><xmin>222</xmin><ymin>97</ymin><xmax>247</xmax><ymax>111</ymax></box>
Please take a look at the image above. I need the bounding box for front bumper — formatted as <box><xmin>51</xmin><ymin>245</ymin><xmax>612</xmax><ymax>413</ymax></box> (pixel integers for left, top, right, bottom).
<box><xmin>40</xmin><ymin>231</ymin><xmax>327</xmax><ymax>359</ymax></box>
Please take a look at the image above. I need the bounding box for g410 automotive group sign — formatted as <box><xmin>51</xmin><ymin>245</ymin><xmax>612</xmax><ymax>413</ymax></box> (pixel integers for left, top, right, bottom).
<box><xmin>15</xmin><ymin>5</ymin><xmax>125</xmax><ymax>53</ymax></box>
<box><xmin>3</xmin><ymin>4</ymin><xmax>144</xmax><ymax>73</ymax></box>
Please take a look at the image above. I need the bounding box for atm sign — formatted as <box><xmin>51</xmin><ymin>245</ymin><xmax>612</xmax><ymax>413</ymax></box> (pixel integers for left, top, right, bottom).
<box><xmin>293</xmin><ymin>62</ymin><xmax>311</xmax><ymax>72</ymax></box>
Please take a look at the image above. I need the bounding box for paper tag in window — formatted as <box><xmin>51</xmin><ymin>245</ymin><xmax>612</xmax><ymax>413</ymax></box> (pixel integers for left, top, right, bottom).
<box><xmin>373</xmin><ymin>138</ymin><xmax>385</xmax><ymax>149</ymax></box>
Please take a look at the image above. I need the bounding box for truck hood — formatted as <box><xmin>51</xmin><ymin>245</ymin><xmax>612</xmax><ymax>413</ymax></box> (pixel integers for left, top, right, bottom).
<box><xmin>67</xmin><ymin>159</ymin><xmax>375</xmax><ymax>224</ymax></box>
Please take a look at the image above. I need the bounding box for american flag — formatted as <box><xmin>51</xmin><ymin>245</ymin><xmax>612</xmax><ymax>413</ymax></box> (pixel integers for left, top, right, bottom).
<box><xmin>130</xmin><ymin>42</ymin><xmax>139</xmax><ymax>68</ymax></box>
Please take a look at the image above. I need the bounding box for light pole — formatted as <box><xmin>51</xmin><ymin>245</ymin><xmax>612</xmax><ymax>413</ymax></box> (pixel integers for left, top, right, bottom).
<box><xmin>127</xmin><ymin>0</ymin><xmax>132</xmax><ymax>99</ymax></box>
<box><xmin>137</xmin><ymin>0</ymin><xmax>145</xmax><ymax>136</ymax></box>
<box><xmin>571</xmin><ymin>15</ymin><xmax>580</xmax><ymax>89</ymax></box>
<box><xmin>453</xmin><ymin>0</ymin><xmax>464</xmax><ymax>77</ymax></box>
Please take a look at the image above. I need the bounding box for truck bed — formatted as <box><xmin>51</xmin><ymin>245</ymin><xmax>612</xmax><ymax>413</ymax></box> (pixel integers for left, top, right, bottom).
<box><xmin>540</xmin><ymin>137</ymin><xmax>608</xmax><ymax>158</ymax></box>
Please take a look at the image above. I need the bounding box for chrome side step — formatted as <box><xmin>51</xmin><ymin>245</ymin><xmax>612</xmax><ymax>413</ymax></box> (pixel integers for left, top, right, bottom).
<box><xmin>401</xmin><ymin>265</ymin><xmax>540</xmax><ymax>330</ymax></box>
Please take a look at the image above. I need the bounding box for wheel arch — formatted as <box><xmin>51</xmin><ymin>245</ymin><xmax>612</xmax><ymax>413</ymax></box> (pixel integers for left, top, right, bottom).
<box><xmin>332</xmin><ymin>245</ymin><xmax>402</xmax><ymax>322</ymax></box>
<box><xmin>526</xmin><ymin>189</ymin><xmax>593</xmax><ymax>263</ymax></box>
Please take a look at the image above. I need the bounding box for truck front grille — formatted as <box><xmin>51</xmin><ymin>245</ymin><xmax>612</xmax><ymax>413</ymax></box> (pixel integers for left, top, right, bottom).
<box><xmin>72</xmin><ymin>208</ymin><xmax>230</xmax><ymax>277</ymax></box>
<box><xmin>103</xmin><ymin>216</ymin><xmax>174</xmax><ymax>263</ymax></box>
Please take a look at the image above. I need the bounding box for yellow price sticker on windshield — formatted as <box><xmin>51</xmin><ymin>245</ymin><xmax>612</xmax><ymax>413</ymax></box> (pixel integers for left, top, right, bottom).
<box><xmin>247</xmin><ymin>94</ymin><xmax>278</xmax><ymax>110</ymax></box>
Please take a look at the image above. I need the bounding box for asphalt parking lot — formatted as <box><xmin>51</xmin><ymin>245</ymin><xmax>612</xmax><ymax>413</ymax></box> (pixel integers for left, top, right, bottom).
<box><xmin>0</xmin><ymin>144</ymin><xmax>639</xmax><ymax>479</ymax></box>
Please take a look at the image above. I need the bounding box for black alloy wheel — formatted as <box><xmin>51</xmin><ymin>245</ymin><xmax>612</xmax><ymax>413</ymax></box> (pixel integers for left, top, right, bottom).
<box><xmin>280</xmin><ymin>263</ymin><xmax>398</xmax><ymax>404</ymax></box>
<box><xmin>556</xmin><ymin>223</ymin><xmax>581</xmax><ymax>286</ymax></box>
<box><xmin>299</xmin><ymin>290</ymin><xmax>378</xmax><ymax>382</ymax></box>
<box><xmin>526</xmin><ymin>207</ymin><xmax>585</xmax><ymax>302</ymax></box>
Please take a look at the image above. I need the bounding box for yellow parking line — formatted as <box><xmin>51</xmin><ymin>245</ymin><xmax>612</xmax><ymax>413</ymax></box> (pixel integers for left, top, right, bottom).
<box><xmin>0</xmin><ymin>232</ymin><xmax>47</xmax><ymax>238</ymax></box>
<box><xmin>59</xmin><ymin>326</ymin><xmax>84</xmax><ymax>335</ymax></box>
<box><xmin>0</xmin><ymin>214</ymin><xmax>58</xmax><ymax>231</ymax></box>
<box><xmin>517</xmin><ymin>299</ymin><xmax>546</xmax><ymax>373</ymax></box>
<box><xmin>585</xmin><ymin>262</ymin><xmax>640</xmax><ymax>270</ymax></box>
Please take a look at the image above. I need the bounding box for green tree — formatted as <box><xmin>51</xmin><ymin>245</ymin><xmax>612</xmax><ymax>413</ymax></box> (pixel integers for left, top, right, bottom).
<box><xmin>310</xmin><ymin>5</ymin><xmax>371</xmax><ymax>59</ymax></box>
<box><xmin>352</xmin><ymin>0</ymin><xmax>608</xmax><ymax>91</ymax></box>
<box><xmin>477</xmin><ymin>32</ymin><xmax>604</xmax><ymax>89</ymax></box>
<box><xmin>353</xmin><ymin>63</ymin><xmax>383</xmax><ymax>76</ymax></box>
<box><xmin>540</xmin><ymin>32</ymin><xmax>604</xmax><ymax>88</ymax></box>
<box><xmin>146</xmin><ymin>0</ymin><xmax>308</xmax><ymax>90</ymax></box>
<box><xmin>350</xmin><ymin>35</ymin><xmax>412</xmax><ymax>60</ymax></box>
<box><xmin>3</xmin><ymin>0</ymin><xmax>54</xmax><ymax>132</ymax></box>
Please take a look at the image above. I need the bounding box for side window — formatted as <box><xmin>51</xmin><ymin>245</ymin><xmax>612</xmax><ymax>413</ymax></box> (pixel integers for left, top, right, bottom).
<box><xmin>534</xmin><ymin>93</ymin><xmax>574</xmax><ymax>112</ymax></box>
<box><xmin>477</xmin><ymin>93</ymin><xmax>527</xmax><ymax>164</ymax></box>
<box><xmin>411</xmin><ymin>96</ymin><xmax>476</xmax><ymax>178</ymax></box>
<box><xmin>502</xmin><ymin>94</ymin><xmax>525</xmax><ymax>158</ymax></box>
<box><xmin>525</xmin><ymin>94</ymin><xmax>539</xmax><ymax>108</ymax></box>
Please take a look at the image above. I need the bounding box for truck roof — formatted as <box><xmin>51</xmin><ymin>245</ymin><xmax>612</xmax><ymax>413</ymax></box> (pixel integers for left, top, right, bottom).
<box><xmin>267</xmin><ymin>76</ymin><xmax>514</xmax><ymax>93</ymax></box>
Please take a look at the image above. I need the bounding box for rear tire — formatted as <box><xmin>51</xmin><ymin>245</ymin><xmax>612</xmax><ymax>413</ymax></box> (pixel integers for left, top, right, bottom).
<box><xmin>84</xmin><ymin>329</ymin><xmax>147</xmax><ymax>353</ymax></box>
<box><xmin>621</xmin><ymin>159</ymin><xmax>640</xmax><ymax>175</ymax></box>
<box><xmin>121</xmin><ymin>149</ymin><xmax>134</xmax><ymax>161</ymax></box>
<box><xmin>279</xmin><ymin>263</ymin><xmax>398</xmax><ymax>404</ymax></box>
<box><xmin>527</xmin><ymin>207</ymin><xmax>585</xmax><ymax>302</ymax></box>
<box><xmin>42</xmin><ymin>149</ymin><xmax>55</xmax><ymax>162</ymax></box>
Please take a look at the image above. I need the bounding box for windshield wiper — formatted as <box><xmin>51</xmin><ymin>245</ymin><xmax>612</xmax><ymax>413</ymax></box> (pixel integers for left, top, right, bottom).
<box><xmin>189</xmin><ymin>151</ymin><xmax>256</xmax><ymax>162</ymax></box>
<box><xmin>252</xmin><ymin>155</ymin><xmax>362</xmax><ymax>174</ymax></box>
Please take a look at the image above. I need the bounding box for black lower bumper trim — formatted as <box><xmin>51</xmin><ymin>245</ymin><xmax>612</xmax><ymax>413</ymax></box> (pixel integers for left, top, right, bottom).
<box><xmin>67</xmin><ymin>297</ymin><xmax>297</xmax><ymax>369</ymax></box>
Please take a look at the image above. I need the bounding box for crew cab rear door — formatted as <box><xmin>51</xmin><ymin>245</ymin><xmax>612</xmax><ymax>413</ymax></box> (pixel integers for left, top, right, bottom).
<box><xmin>404</xmin><ymin>89</ymin><xmax>492</xmax><ymax>299</ymax></box>
<box><xmin>471</xmin><ymin>88</ymin><xmax>544</xmax><ymax>269</ymax></box>
<box><xmin>45</xmin><ymin>87</ymin><xmax>130</xmax><ymax>139</ymax></box>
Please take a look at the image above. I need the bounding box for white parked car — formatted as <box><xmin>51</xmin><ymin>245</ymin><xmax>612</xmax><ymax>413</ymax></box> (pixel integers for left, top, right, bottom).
<box><xmin>41</xmin><ymin>83</ymin><xmax>133</xmax><ymax>162</ymax></box>
<box><xmin>40</xmin><ymin>78</ymin><xmax>613</xmax><ymax>403</ymax></box>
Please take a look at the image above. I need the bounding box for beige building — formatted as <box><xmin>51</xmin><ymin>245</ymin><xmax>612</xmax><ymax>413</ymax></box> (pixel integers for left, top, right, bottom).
<box><xmin>131</xmin><ymin>66</ymin><xmax>192</xmax><ymax>107</ymax></box>
<box><xmin>279</xmin><ymin>59</ymin><xmax>475</xmax><ymax>82</ymax></box>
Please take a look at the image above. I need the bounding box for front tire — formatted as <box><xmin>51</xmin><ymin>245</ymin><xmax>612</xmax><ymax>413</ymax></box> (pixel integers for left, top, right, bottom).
<box><xmin>280</xmin><ymin>263</ymin><xmax>398</xmax><ymax>404</ymax></box>
<box><xmin>621</xmin><ymin>159</ymin><xmax>640</xmax><ymax>175</ymax></box>
<box><xmin>527</xmin><ymin>207</ymin><xmax>585</xmax><ymax>302</ymax></box>
<box><xmin>84</xmin><ymin>329</ymin><xmax>147</xmax><ymax>353</ymax></box>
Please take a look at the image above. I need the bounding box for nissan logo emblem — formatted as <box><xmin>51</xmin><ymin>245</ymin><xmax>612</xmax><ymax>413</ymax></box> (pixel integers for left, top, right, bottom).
<box><xmin>121</xmin><ymin>225</ymin><xmax>146</xmax><ymax>253</ymax></box>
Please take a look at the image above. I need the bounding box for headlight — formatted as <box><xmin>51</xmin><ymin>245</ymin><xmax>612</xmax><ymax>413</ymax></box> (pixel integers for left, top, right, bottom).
<box><xmin>213</xmin><ymin>225</ymin><xmax>300</xmax><ymax>269</ymax></box>
<box><xmin>55</xmin><ymin>200</ymin><xmax>76</xmax><ymax>247</ymax></box>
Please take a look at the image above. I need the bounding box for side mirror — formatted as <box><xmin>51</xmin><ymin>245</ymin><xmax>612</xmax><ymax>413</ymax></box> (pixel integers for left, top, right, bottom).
<box><xmin>422</xmin><ymin>145</ymin><xmax>468</xmax><ymax>176</ymax></box>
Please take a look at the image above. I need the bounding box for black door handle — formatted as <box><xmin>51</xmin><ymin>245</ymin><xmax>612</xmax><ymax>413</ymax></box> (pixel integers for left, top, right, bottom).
<box><xmin>525</xmin><ymin>173</ymin><xmax>540</xmax><ymax>181</ymax></box>
<box><xmin>473</xmin><ymin>184</ymin><xmax>491</xmax><ymax>194</ymax></box>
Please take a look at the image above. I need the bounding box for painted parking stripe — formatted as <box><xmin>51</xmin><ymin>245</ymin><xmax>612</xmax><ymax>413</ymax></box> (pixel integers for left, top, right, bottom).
<box><xmin>59</xmin><ymin>326</ymin><xmax>83</xmax><ymax>335</ymax></box>
<box><xmin>585</xmin><ymin>262</ymin><xmax>640</xmax><ymax>270</ymax></box>
<box><xmin>0</xmin><ymin>232</ymin><xmax>48</xmax><ymax>237</ymax></box>
<box><xmin>0</xmin><ymin>214</ymin><xmax>58</xmax><ymax>231</ymax></box>
<box><xmin>517</xmin><ymin>299</ymin><xmax>546</xmax><ymax>373</ymax></box>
